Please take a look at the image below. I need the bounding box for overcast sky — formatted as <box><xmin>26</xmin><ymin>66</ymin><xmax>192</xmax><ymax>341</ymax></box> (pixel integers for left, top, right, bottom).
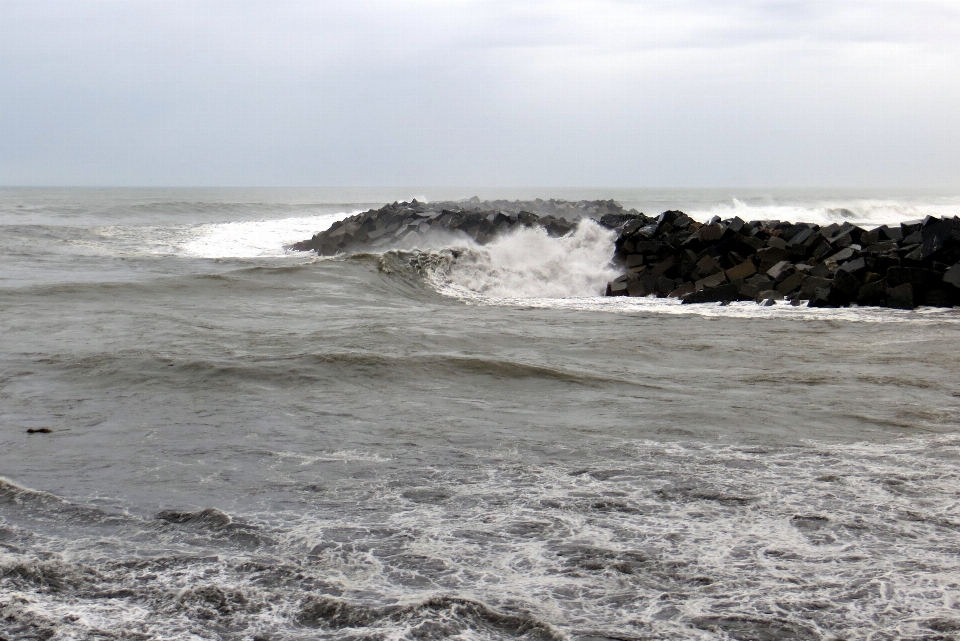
<box><xmin>1</xmin><ymin>1</ymin><xmax>959</xmax><ymax>188</ymax></box>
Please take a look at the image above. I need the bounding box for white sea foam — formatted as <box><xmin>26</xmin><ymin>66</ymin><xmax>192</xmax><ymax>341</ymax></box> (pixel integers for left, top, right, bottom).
<box><xmin>4</xmin><ymin>436</ymin><xmax>960</xmax><ymax>640</ymax></box>
<box><xmin>433</xmin><ymin>219</ymin><xmax>620</xmax><ymax>299</ymax></box>
<box><xmin>93</xmin><ymin>212</ymin><xmax>355</xmax><ymax>259</ymax></box>
<box><xmin>270</xmin><ymin>435</ymin><xmax>960</xmax><ymax>640</ymax></box>
<box><xmin>685</xmin><ymin>197</ymin><xmax>960</xmax><ymax>226</ymax></box>
<box><xmin>446</xmin><ymin>292</ymin><xmax>960</xmax><ymax>323</ymax></box>
<box><xmin>179</xmin><ymin>213</ymin><xmax>351</xmax><ymax>258</ymax></box>
<box><xmin>270</xmin><ymin>449</ymin><xmax>392</xmax><ymax>465</ymax></box>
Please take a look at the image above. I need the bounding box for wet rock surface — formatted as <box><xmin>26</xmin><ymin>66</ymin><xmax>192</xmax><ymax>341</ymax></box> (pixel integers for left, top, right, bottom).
<box><xmin>604</xmin><ymin>210</ymin><xmax>960</xmax><ymax>309</ymax></box>
<box><xmin>292</xmin><ymin>198</ymin><xmax>960</xmax><ymax>309</ymax></box>
<box><xmin>291</xmin><ymin>197</ymin><xmax>633</xmax><ymax>255</ymax></box>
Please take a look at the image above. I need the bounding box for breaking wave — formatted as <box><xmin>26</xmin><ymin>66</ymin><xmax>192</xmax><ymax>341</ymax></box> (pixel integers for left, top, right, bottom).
<box><xmin>686</xmin><ymin>197</ymin><xmax>960</xmax><ymax>227</ymax></box>
<box><xmin>178</xmin><ymin>214</ymin><xmax>352</xmax><ymax>258</ymax></box>
<box><xmin>91</xmin><ymin>212</ymin><xmax>356</xmax><ymax>259</ymax></box>
<box><xmin>425</xmin><ymin>219</ymin><xmax>620</xmax><ymax>300</ymax></box>
<box><xmin>357</xmin><ymin>219</ymin><xmax>621</xmax><ymax>303</ymax></box>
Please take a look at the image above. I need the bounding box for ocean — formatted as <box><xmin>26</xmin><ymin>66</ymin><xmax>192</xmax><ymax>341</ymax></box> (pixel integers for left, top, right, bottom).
<box><xmin>2</xmin><ymin>188</ymin><xmax>960</xmax><ymax>640</ymax></box>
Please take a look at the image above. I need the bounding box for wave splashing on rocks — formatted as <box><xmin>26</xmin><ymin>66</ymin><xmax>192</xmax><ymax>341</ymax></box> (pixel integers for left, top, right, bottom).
<box><xmin>429</xmin><ymin>220</ymin><xmax>621</xmax><ymax>300</ymax></box>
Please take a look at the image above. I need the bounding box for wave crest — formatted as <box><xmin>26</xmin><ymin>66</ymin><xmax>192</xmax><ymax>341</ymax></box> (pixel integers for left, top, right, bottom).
<box><xmin>426</xmin><ymin>219</ymin><xmax>620</xmax><ymax>300</ymax></box>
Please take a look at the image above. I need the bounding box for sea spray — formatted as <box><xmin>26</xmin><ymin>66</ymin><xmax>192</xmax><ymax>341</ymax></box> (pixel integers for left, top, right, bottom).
<box><xmin>436</xmin><ymin>219</ymin><xmax>621</xmax><ymax>299</ymax></box>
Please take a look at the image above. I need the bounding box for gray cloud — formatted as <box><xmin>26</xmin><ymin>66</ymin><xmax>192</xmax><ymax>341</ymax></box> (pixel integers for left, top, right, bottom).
<box><xmin>1</xmin><ymin>0</ymin><xmax>958</xmax><ymax>187</ymax></box>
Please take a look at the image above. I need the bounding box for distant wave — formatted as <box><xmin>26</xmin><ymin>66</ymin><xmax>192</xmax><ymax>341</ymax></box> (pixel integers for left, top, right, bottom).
<box><xmin>686</xmin><ymin>197</ymin><xmax>960</xmax><ymax>226</ymax></box>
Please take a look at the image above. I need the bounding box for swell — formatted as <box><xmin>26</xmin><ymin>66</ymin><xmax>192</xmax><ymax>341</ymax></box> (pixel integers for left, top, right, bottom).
<box><xmin>19</xmin><ymin>350</ymin><xmax>657</xmax><ymax>389</ymax></box>
<box><xmin>0</xmin><ymin>477</ymin><xmax>124</xmax><ymax>533</ymax></box>
<box><xmin>0</xmin><ymin>478</ymin><xmax>272</xmax><ymax>549</ymax></box>
<box><xmin>0</xmin><ymin>478</ymin><xmax>71</xmax><ymax>509</ymax></box>
<box><xmin>0</xmin><ymin>258</ymin><xmax>363</xmax><ymax>296</ymax></box>
<box><xmin>0</xmin><ymin>216</ymin><xmax>672</xmax><ymax>308</ymax></box>
<box><xmin>0</xmin><ymin>251</ymin><xmax>453</xmax><ymax>305</ymax></box>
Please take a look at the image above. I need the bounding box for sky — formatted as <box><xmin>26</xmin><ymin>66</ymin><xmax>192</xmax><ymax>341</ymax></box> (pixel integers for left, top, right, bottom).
<box><xmin>1</xmin><ymin>1</ymin><xmax>959</xmax><ymax>188</ymax></box>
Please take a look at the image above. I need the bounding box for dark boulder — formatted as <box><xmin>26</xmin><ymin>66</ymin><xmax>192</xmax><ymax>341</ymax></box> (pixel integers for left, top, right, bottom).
<box><xmin>627</xmin><ymin>276</ymin><xmax>658</xmax><ymax>297</ymax></box>
<box><xmin>756</xmin><ymin>248</ymin><xmax>792</xmax><ymax>273</ymax></box>
<box><xmin>625</xmin><ymin>254</ymin><xmax>644</xmax><ymax>268</ymax></box>
<box><xmin>668</xmin><ymin>281</ymin><xmax>696</xmax><ymax>298</ymax></box>
<box><xmin>606</xmin><ymin>281</ymin><xmax>628</xmax><ymax>297</ymax></box>
<box><xmin>600</xmin><ymin>212</ymin><xmax>648</xmax><ymax>230</ymax></box>
<box><xmin>786</xmin><ymin>226</ymin><xmax>815</xmax><ymax>245</ymax></box>
<box><xmin>681</xmin><ymin>283</ymin><xmax>744</xmax><ymax>304</ymax></box>
<box><xmin>755</xmin><ymin>290</ymin><xmax>783</xmax><ymax>304</ymax></box>
<box><xmin>807</xmin><ymin>285</ymin><xmax>839</xmax><ymax>308</ymax></box>
<box><xmin>857</xmin><ymin>279</ymin><xmax>888</xmax><ymax>306</ymax></box>
<box><xmin>863</xmin><ymin>240</ymin><xmax>899</xmax><ymax>255</ymax></box>
<box><xmin>656</xmin><ymin>277</ymin><xmax>677</xmax><ymax>295</ymax></box>
<box><xmin>692</xmin><ymin>255</ymin><xmax>724</xmax><ymax>280</ymax></box>
<box><xmin>745</xmin><ymin>274</ymin><xmax>775</xmax><ymax>291</ymax></box>
<box><xmin>650</xmin><ymin>255</ymin><xmax>677</xmax><ymax>277</ymax></box>
<box><xmin>765</xmin><ymin>260</ymin><xmax>792</xmax><ymax>281</ymax></box>
<box><xmin>879</xmin><ymin>225</ymin><xmax>903</xmax><ymax>241</ymax></box>
<box><xmin>697</xmin><ymin>224</ymin><xmax>726</xmax><ymax>243</ymax></box>
<box><xmin>833</xmin><ymin>270</ymin><xmax>861</xmax><ymax>298</ymax></box>
<box><xmin>943</xmin><ymin>263</ymin><xmax>960</xmax><ymax>289</ymax></box>
<box><xmin>809</xmin><ymin>281</ymin><xmax>855</xmax><ymax>307</ymax></box>
<box><xmin>725</xmin><ymin>259</ymin><xmax>757</xmax><ymax>282</ymax></box>
<box><xmin>798</xmin><ymin>276</ymin><xmax>832</xmax><ymax>300</ymax></box>
<box><xmin>887</xmin><ymin>283</ymin><xmax>915</xmax><ymax>309</ymax></box>
<box><xmin>695</xmin><ymin>271</ymin><xmax>728</xmax><ymax>291</ymax></box>
<box><xmin>766</xmin><ymin>236</ymin><xmax>787</xmax><ymax>250</ymax></box>
<box><xmin>775</xmin><ymin>272</ymin><xmax>806</xmax><ymax>295</ymax></box>
<box><xmin>901</xmin><ymin>220</ymin><xmax>924</xmax><ymax>236</ymax></box>
<box><xmin>918</xmin><ymin>219</ymin><xmax>956</xmax><ymax>260</ymax></box>
<box><xmin>922</xmin><ymin>287</ymin><xmax>957</xmax><ymax>308</ymax></box>
<box><xmin>860</xmin><ymin>230</ymin><xmax>881</xmax><ymax>246</ymax></box>
<box><xmin>837</xmin><ymin>257</ymin><xmax>866</xmax><ymax>275</ymax></box>
<box><xmin>886</xmin><ymin>267</ymin><xmax>941</xmax><ymax>288</ymax></box>
<box><xmin>827</xmin><ymin>247</ymin><xmax>857</xmax><ymax>263</ymax></box>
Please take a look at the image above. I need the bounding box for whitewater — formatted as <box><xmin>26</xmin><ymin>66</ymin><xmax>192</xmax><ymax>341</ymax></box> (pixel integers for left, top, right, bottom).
<box><xmin>2</xmin><ymin>188</ymin><xmax>960</xmax><ymax>641</ymax></box>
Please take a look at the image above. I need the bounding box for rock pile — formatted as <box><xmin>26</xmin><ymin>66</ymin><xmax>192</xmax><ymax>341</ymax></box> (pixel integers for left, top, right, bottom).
<box><xmin>291</xmin><ymin>197</ymin><xmax>960</xmax><ymax>310</ymax></box>
<box><xmin>605</xmin><ymin>211</ymin><xmax>960</xmax><ymax>309</ymax></box>
<box><xmin>291</xmin><ymin>198</ymin><xmax>631</xmax><ymax>255</ymax></box>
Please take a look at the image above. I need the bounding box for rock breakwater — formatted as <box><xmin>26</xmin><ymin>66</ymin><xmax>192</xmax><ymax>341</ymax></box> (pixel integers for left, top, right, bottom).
<box><xmin>291</xmin><ymin>198</ymin><xmax>631</xmax><ymax>255</ymax></box>
<box><xmin>291</xmin><ymin>198</ymin><xmax>960</xmax><ymax>309</ymax></box>
<box><xmin>606</xmin><ymin>210</ymin><xmax>960</xmax><ymax>309</ymax></box>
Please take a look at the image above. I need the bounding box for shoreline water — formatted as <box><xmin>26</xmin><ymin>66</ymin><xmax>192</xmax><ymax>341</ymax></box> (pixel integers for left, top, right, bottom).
<box><xmin>2</xmin><ymin>189</ymin><xmax>959</xmax><ymax>640</ymax></box>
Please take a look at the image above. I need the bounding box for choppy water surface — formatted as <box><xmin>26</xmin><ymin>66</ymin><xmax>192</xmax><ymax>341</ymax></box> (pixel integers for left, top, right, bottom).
<box><xmin>2</xmin><ymin>188</ymin><xmax>960</xmax><ymax>640</ymax></box>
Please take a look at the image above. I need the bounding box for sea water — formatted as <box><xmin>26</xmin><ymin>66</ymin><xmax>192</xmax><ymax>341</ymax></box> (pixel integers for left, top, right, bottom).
<box><xmin>2</xmin><ymin>188</ymin><xmax>960</xmax><ymax>640</ymax></box>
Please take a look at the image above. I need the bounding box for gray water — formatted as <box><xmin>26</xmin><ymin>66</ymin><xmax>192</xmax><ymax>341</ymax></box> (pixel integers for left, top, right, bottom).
<box><xmin>2</xmin><ymin>188</ymin><xmax>960</xmax><ymax>641</ymax></box>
